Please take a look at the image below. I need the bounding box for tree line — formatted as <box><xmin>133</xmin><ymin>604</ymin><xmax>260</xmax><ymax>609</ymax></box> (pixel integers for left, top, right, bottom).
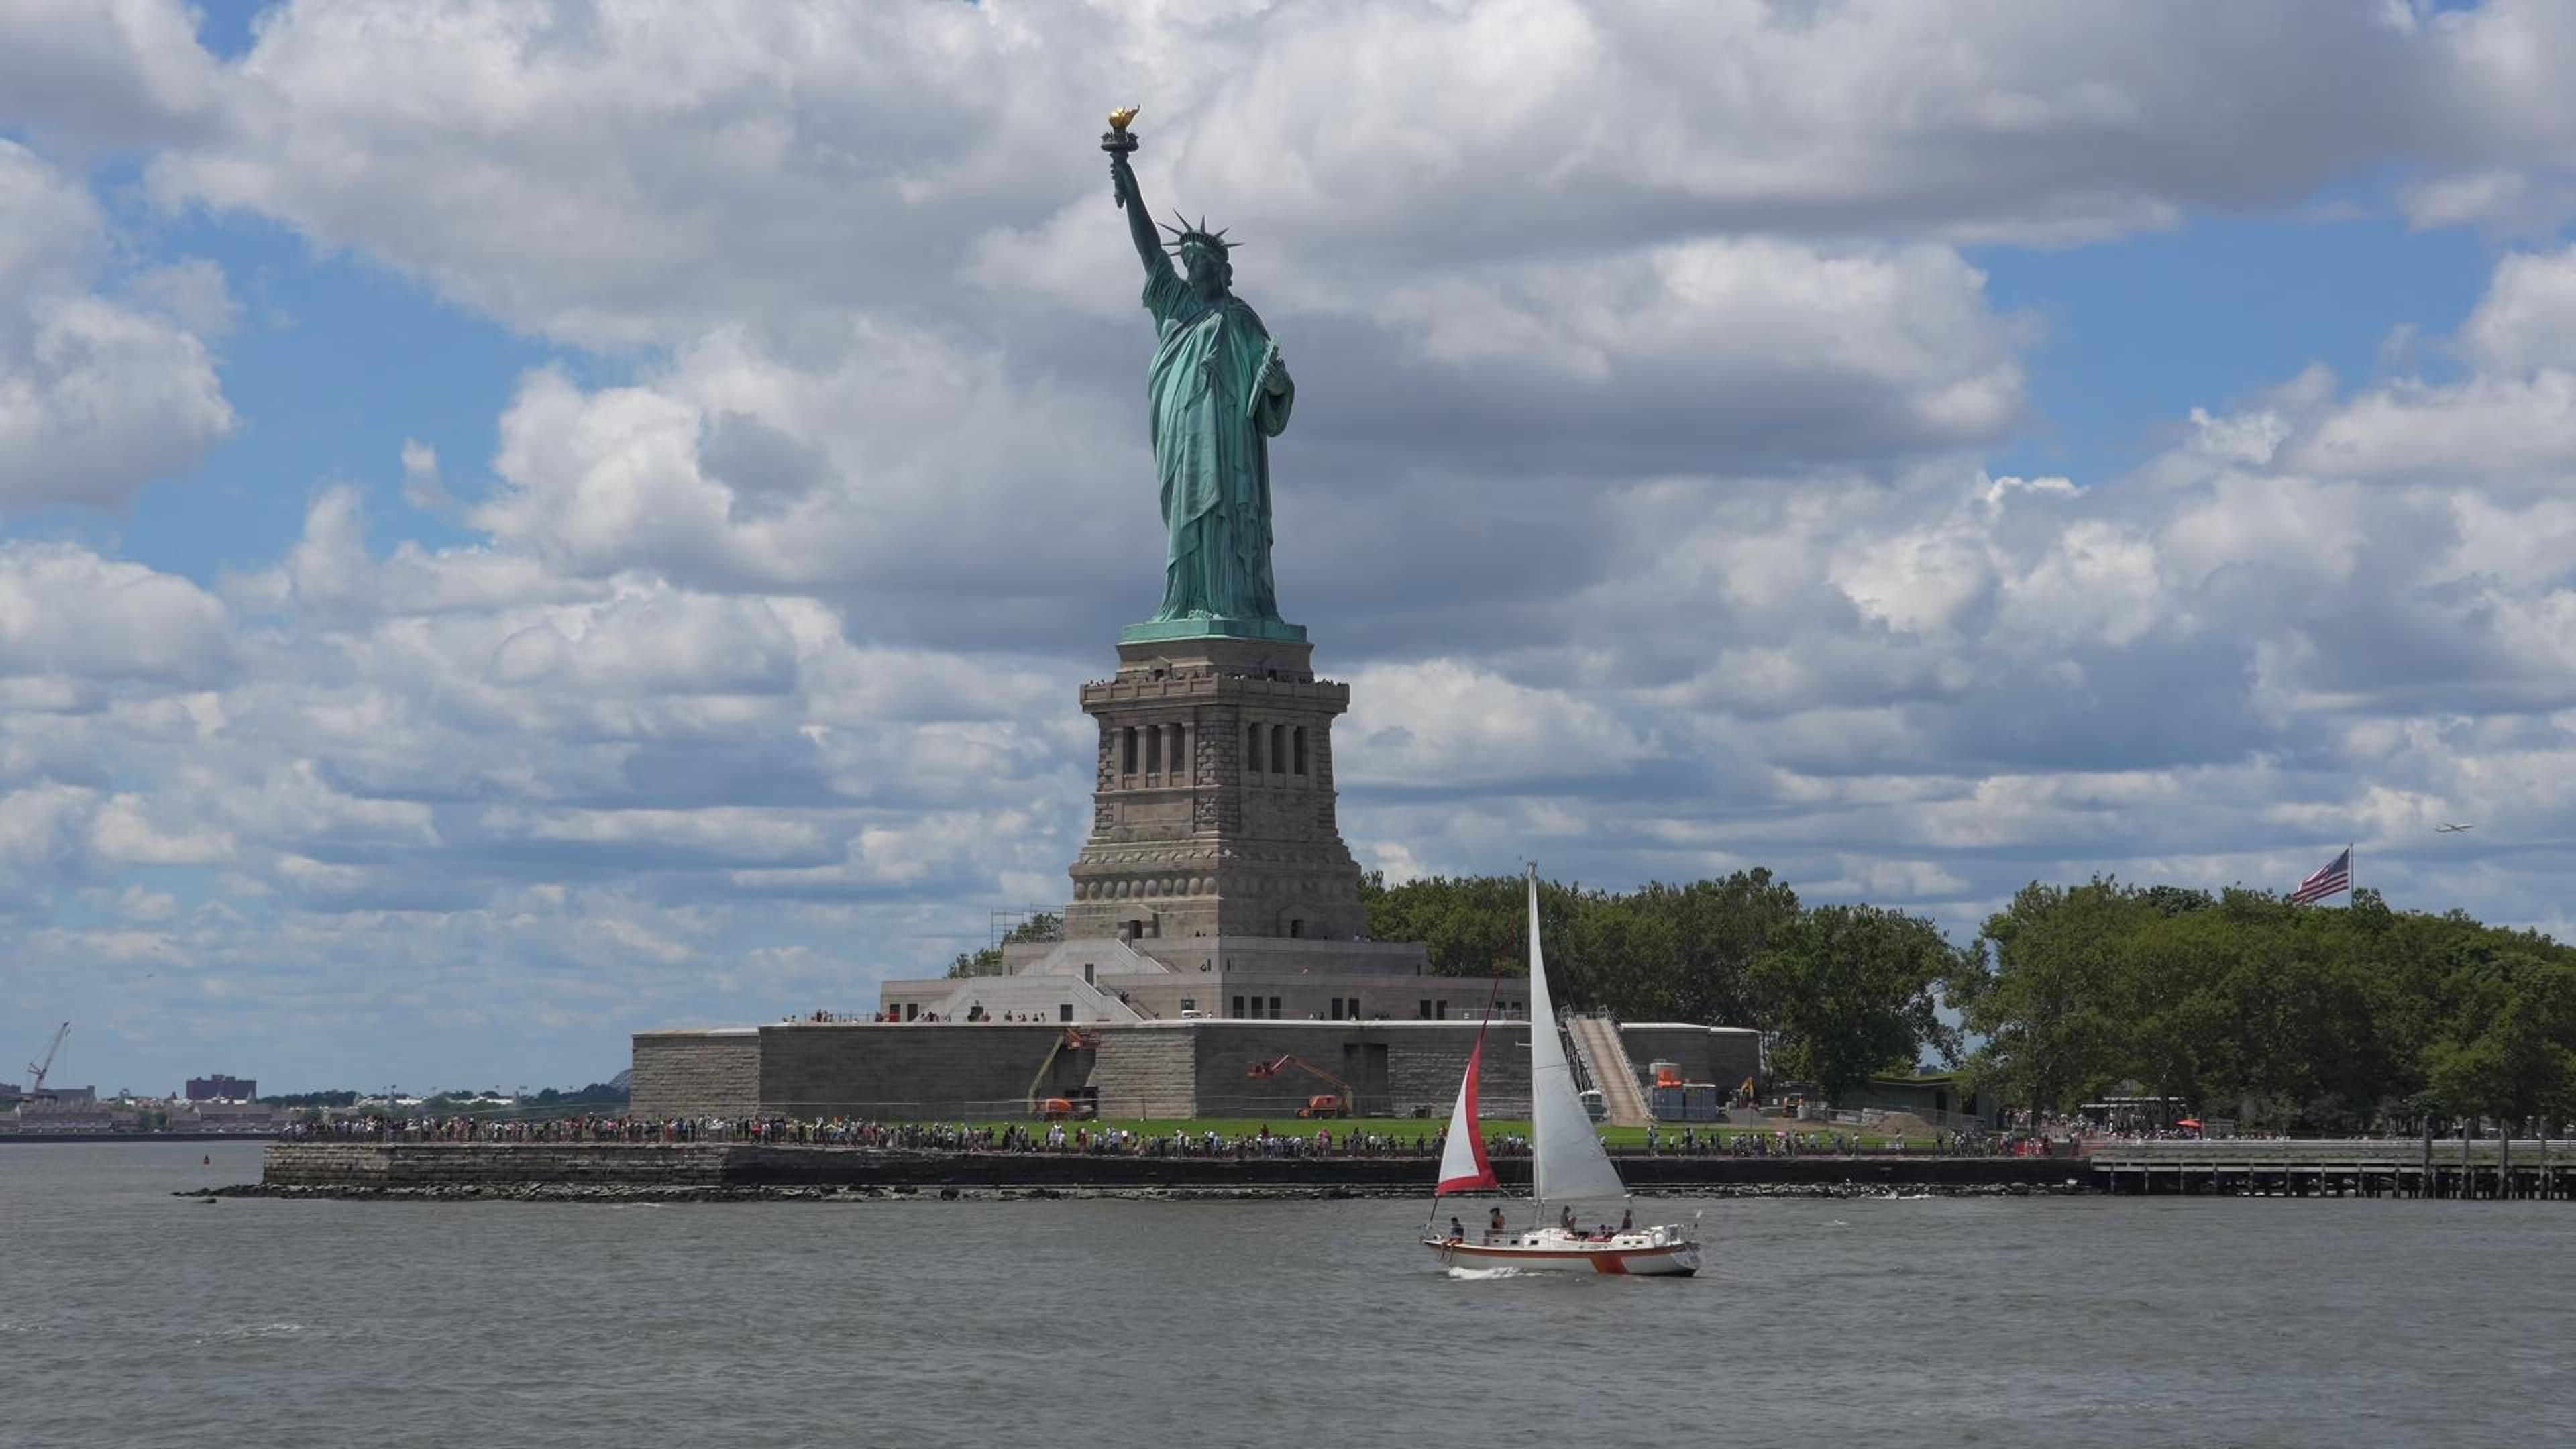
<box><xmin>1954</xmin><ymin>879</ymin><xmax>2575</xmax><ymax>1133</ymax></box>
<box><xmin>1360</xmin><ymin>871</ymin><xmax>2576</xmax><ymax>1133</ymax></box>
<box><xmin>1359</xmin><ymin>869</ymin><xmax>1961</xmax><ymax>1102</ymax></box>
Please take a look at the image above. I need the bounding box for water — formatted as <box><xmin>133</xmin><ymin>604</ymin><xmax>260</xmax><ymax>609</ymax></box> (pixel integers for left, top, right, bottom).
<box><xmin>3</xmin><ymin>1143</ymin><xmax>2571</xmax><ymax>1448</ymax></box>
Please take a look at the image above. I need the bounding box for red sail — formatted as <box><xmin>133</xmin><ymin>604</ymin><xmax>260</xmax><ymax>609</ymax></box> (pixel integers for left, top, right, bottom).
<box><xmin>1434</xmin><ymin>1037</ymin><xmax>1499</xmax><ymax>1194</ymax></box>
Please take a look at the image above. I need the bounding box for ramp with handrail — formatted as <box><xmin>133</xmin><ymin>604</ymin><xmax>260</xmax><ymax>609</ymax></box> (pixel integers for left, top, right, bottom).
<box><xmin>1565</xmin><ymin>1015</ymin><xmax>1651</xmax><ymax>1127</ymax></box>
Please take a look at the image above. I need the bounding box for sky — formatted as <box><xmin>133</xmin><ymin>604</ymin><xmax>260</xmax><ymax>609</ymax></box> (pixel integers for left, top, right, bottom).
<box><xmin>7</xmin><ymin>0</ymin><xmax>2576</xmax><ymax>1096</ymax></box>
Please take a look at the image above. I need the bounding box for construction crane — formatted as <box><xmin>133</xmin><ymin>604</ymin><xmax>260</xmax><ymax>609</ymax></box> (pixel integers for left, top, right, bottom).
<box><xmin>1246</xmin><ymin>1054</ymin><xmax>1354</xmax><ymax>1118</ymax></box>
<box><xmin>26</xmin><ymin>1022</ymin><xmax>69</xmax><ymax>1095</ymax></box>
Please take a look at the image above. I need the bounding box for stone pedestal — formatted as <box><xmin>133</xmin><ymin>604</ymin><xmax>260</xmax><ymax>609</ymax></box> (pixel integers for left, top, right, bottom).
<box><xmin>1065</xmin><ymin>630</ymin><xmax>1368</xmax><ymax>945</ymax></box>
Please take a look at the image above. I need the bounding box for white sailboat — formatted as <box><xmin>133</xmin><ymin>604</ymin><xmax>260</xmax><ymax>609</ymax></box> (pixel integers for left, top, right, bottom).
<box><xmin>1421</xmin><ymin>867</ymin><xmax>1701</xmax><ymax>1277</ymax></box>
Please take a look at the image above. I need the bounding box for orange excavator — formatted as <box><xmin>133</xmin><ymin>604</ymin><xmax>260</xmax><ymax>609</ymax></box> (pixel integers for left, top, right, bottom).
<box><xmin>1247</xmin><ymin>1055</ymin><xmax>1354</xmax><ymax>1118</ymax></box>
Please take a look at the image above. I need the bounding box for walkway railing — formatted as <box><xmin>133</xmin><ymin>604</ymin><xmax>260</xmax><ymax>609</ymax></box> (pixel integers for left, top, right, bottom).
<box><xmin>2088</xmin><ymin>1138</ymin><xmax>2575</xmax><ymax>1165</ymax></box>
<box><xmin>2086</xmin><ymin>1137</ymin><xmax>2574</xmax><ymax>1200</ymax></box>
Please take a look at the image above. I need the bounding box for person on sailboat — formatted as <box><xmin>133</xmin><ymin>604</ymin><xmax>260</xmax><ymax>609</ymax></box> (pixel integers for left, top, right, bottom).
<box><xmin>1488</xmin><ymin>1205</ymin><xmax>1506</xmax><ymax>1240</ymax></box>
<box><xmin>1450</xmin><ymin>1216</ymin><xmax>1464</xmax><ymax>1242</ymax></box>
<box><xmin>1560</xmin><ymin>1205</ymin><xmax>1576</xmax><ymax>1234</ymax></box>
<box><xmin>1619</xmin><ymin>1208</ymin><xmax>1633</xmax><ymax>1232</ymax></box>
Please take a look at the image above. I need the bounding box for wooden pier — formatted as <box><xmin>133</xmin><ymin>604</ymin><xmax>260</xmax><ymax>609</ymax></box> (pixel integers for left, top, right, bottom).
<box><xmin>2089</xmin><ymin>1138</ymin><xmax>2575</xmax><ymax>1199</ymax></box>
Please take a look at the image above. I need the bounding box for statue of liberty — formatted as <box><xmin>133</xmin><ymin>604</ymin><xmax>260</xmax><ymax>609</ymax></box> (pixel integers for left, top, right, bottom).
<box><xmin>1103</xmin><ymin>110</ymin><xmax>1297</xmax><ymax>637</ymax></box>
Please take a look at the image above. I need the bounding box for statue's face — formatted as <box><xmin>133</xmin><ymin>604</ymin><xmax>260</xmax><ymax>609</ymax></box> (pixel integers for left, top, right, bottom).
<box><xmin>1181</xmin><ymin>243</ymin><xmax>1229</xmax><ymax>297</ymax></box>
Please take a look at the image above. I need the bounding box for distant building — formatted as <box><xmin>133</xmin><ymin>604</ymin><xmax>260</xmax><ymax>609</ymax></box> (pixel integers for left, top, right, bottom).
<box><xmin>185</xmin><ymin>1074</ymin><xmax>256</xmax><ymax>1102</ymax></box>
<box><xmin>9</xmin><ymin>1097</ymin><xmax>119</xmax><ymax>1131</ymax></box>
<box><xmin>176</xmin><ymin>1100</ymin><xmax>280</xmax><ymax>1132</ymax></box>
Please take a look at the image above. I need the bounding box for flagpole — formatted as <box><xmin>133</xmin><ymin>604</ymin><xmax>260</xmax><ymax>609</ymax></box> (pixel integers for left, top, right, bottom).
<box><xmin>2349</xmin><ymin>839</ymin><xmax>2357</xmax><ymax>906</ymax></box>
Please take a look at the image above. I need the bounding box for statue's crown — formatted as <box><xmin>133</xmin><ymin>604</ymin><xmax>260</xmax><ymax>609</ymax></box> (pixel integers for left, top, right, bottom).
<box><xmin>1159</xmin><ymin>211</ymin><xmax>1239</xmax><ymax>255</ymax></box>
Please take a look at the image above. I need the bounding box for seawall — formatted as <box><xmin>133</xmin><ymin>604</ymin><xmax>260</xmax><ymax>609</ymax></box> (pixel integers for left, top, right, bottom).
<box><xmin>244</xmin><ymin>1142</ymin><xmax>2076</xmax><ymax>1198</ymax></box>
<box><xmin>1</xmin><ymin>1132</ymin><xmax>280</xmax><ymax>1144</ymax></box>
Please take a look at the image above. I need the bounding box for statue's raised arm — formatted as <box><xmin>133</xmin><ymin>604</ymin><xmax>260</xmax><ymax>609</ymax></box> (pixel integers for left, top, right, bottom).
<box><xmin>1108</xmin><ymin>150</ymin><xmax>1171</xmax><ymax>282</ymax></box>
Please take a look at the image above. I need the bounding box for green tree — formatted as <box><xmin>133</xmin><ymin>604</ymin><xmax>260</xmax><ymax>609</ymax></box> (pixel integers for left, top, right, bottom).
<box><xmin>1747</xmin><ymin>904</ymin><xmax>1964</xmax><ymax>1098</ymax></box>
<box><xmin>1360</xmin><ymin>872</ymin><xmax>1538</xmax><ymax>979</ymax></box>
<box><xmin>1355</xmin><ymin>861</ymin><xmax>2576</xmax><ymax>1134</ymax></box>
<box><xmin>2425</xmin><ymin>953</ymin><xmax>2576</xmax><ymax>1128</ymax></box>
<box><xmin>1957</xmin><ymin>878</ymin><xmax>2148</xmax><ymax>1120</ymax></box>
<box><xmin>1615</xmin><ymin>873</ymin><xmax>1802</xmax><ymax>1025</ymax></box>
<box><xmin>1359</xmin><ymin>870</ymin><xmax>1800</xmax><ymax>1021</ymax></box>
<box><xmin>947</xmin><ymin>912</ymin><xmax>1064</xmax><ymax>978</ymax></box>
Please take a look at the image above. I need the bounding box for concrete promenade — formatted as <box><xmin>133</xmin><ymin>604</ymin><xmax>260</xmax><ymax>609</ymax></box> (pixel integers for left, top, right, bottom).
<box><xmin>248</xmin><ymin>1141</ymin><xmax>2074</xmax><ymax>1197</ymax></box>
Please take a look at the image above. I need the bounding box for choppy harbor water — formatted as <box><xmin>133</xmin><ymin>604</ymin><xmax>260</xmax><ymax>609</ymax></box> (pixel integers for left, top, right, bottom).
<box><xmin>3</xmin><ymin>1143</ymin><xmax>2570</xmax><ymax>1448</ymax></box>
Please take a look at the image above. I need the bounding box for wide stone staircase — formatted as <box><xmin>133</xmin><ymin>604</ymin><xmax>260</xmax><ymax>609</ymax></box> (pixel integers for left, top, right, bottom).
<box><xmin>1564</xmin><ymin>1014</ymin><xmax>1651</xmax><ymax>1127</ymax></box>
<box><xmin>1085</xmin><ymin>1030</ymin><xmax>1198</xmax><ymax>1119</ymax></box>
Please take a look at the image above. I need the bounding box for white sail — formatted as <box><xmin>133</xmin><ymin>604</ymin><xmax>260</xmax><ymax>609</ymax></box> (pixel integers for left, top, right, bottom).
<box><xmin>1523</xmin><ymin>869</ymin><xmax>1628</xmax><ymax>1206</ymax></box>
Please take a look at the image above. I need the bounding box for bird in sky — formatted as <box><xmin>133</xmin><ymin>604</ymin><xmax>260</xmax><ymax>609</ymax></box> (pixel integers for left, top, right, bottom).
<box><xmin>2434</xmin><ymin>822</ymin><xmax>2474</xmax><ymax>833</ymax></box>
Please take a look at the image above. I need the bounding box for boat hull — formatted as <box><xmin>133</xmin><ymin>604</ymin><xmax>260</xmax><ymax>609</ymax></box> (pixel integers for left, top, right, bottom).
<box><xmin>1424</xmin><ymin>1228</ymin><xmax>1700</xmax><ymax>1277</ymax></box>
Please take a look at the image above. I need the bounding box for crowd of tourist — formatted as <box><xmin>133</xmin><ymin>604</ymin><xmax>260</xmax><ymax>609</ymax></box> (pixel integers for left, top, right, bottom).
<box><xmin>280</xmin><ymin>1113</ymin><xmax>2026</xmax><ymax>1157</ymax></box>
<box><xmin>1638</xmin><ymin>1124</ymin><xmax>1997</xmax><ymax>1157</ymax></box>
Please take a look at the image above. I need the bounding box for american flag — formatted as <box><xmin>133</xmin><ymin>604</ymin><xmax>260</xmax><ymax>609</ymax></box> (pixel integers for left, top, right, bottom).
<box><xmin>2290</xmin><ymin>847</ymin><xmax>2351</xmax><ymax>906</ymax></box>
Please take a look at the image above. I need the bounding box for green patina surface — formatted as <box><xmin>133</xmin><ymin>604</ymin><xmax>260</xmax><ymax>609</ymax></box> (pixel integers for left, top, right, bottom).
<box><xmin>1106</xmin><ymin>131</ymin><xmax>1304</xmax><ymax>641</ymax></box>
<box><xmin>1118</xmin><ymin>616</ymin><xmax>1307</xmax><ymax>644</ymax></box>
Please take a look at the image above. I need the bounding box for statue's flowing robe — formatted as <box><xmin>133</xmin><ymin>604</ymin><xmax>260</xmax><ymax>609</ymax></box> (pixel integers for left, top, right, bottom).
<box><xmin>1142</xmin><ymin>256</ymin><xmax>1293</xmax><ymax>622</ymax></box>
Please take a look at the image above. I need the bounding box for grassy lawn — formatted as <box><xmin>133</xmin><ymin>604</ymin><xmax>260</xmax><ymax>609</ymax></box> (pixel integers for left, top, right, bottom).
<box><xmin>965</xmin><ymin>1118</ymin><xmax>1935</xmax><ymax>1151</ymax></box>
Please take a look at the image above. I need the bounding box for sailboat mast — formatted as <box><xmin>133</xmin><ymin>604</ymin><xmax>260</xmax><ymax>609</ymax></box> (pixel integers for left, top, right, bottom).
<box><xmin>1527</xmin><ymin>863</ymin><xmax>1546</xmax><ymax>1230</ymax></box>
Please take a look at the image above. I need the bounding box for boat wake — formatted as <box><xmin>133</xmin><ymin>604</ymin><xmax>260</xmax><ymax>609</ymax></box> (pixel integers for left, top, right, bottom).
<box><xmin>1444</xmin><ymin>1264</ymin><xmax>1531</xmax><ymax>1281</ymax></box>
<box><xmin>202</xmin><ymin>1321</ymin><xmax>306</xmax><ymax>1341</ymax></box>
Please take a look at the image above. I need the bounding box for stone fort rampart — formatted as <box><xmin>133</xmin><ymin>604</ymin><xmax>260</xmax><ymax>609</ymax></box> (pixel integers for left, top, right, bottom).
<box><xmin>629</xmin><ymin>1018</ymin><xmax>1760</xmax><ymax>1122</ymax></box>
